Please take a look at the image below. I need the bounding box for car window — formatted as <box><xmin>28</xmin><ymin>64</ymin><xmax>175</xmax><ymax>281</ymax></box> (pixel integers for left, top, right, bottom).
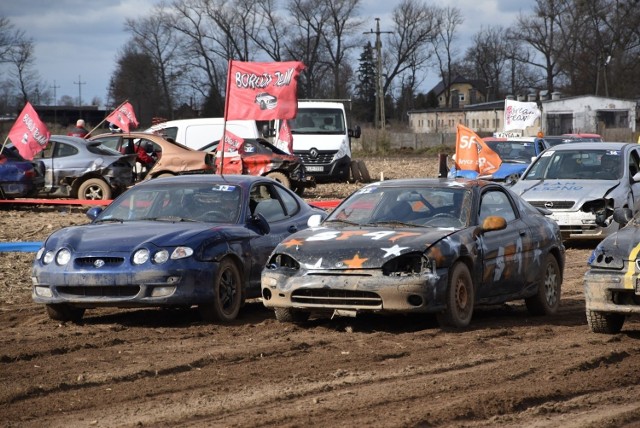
<box><xmin>85</xmin><ymin>143</ymin><xmax>122</xmax><ymax>156</ymax></box>
<box><xmin>273</xmin><ymin>185</ymin><xmax>299</xmax><ymax>216</ymax></box>
<box><xmin>629</xmin><ymin>150</ymin><xmax>640</xmax><ymax>177</ymax></box>
<box><xmin>34</xmin><ymin>142</ymin><xmax>55</xmax><ymax>159</ymax></box>
<box><xmin>54</xmin><ymin>142</ymin><xmax>78</xmax><ymax>158</ymax></box>
<box><xmin>249</xmin><ymin>183</ymin><xmax>287</xmax><ymax>222</ymax></box>
<box><xmin>479</xmin><ymin>190</ymin><xmax>516</xmax><ymax>223</ymax></box>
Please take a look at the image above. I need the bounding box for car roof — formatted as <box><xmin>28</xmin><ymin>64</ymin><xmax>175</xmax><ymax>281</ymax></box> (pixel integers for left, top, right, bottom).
<box><xmin>368</xmin><ymin>177</ymin><xmax>487</xmax><ymax>190</ymax></box>
<box><xmin>139</xmin><ymin>173</ymin><xmax>274</xmax><ymax>187</ymax></box>
<box><xmin>545</xmin><ymin>142</ymin><xmax>630</xmax><ymax>151</ymax></box>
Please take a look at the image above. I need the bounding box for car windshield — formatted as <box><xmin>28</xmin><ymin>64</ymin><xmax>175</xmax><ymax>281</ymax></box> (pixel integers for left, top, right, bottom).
<box><xmin>521</xmin><ymin>149</ymin><xmax>622</xmax><ymax>180</ymax></box>
<box><xmin>327</xmin><ymin>185</ymin><xmax>472</xmax><ymax>229</ymax></box>
<box><xmin>97</xmin><ymin>182</ymin><xmax>242</xmax><ymax>223</ymax></box>
<box><xmin>485</xmin><ymin>140</ymin><xmax>537</xmax><ymax>163</ymax></box>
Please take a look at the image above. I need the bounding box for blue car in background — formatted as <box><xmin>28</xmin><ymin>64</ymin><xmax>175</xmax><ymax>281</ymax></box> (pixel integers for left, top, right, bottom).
<box><xmin>449</xmin><ymin>137</ymin><xmax>550</xmax><ymax>186</ymax></box>
<box><xmin>0</xmin><ymin>144</ymin><xmax>44</xmax><ymax>199</ymax></box>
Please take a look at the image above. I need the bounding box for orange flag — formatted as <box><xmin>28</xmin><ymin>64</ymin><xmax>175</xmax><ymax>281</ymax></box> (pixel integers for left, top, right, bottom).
<box><xmin>455</xmin><ymin>124</ymin><xmax>502</xmax><ymax>175</ymax></box>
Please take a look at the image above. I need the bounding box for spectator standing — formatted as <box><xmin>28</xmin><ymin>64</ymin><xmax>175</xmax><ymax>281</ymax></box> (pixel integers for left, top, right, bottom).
<box><xmin>68</xmin><ymin>119</ymin><xmax>88</xmax><ymax>138</ymax></box>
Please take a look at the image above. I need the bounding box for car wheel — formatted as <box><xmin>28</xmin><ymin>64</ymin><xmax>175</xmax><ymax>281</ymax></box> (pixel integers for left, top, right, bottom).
<box><xmin>77</xmin><ymin>178</ymin><xmax>112</xmax><ymax>200</ymax></box>
<box><xmin>357</xmin><ymin>160</ymin><xmax>371</xmax><ymax>183</ymax></box>
<box><xmin>436</xmin><ymin>262</ymin><xmax>474</xmax><ymax>328</ymax></box>
<box><xmin>586</xmin><ymin>310</ymin><xmax>625</xmax><ymax>334</ymax></box>
<box><xmin>274</xmin><ymin>307</ymin><xmax>310</xmax><ymax>323</ymax></box>
<box><xmin>199</xmin><ymin>258</ymin><xmax>242</xmax><ymax>322</ymax></box>
<box><xmin>266</xmin><ymin>171</ymin><xmax>291</xmax><ymax>189</ymax></box>
<box><xmin>45</xmin><ymin>304</ymin><xmax>85</xmax><ymax>322</ymax></box>
<box><xmin>525</xmin><ymin>254</ymin><xmax>561</xmax><ymax>315</ymax></box>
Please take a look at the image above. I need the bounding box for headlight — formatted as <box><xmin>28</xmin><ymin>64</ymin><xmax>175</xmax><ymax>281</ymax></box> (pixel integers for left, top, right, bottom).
<box><xmin>153</xmin><ymin>250</ymin><xmax>169</xmax><ymax>264</ymax></box>
<box><xmin>171</xmin><ymin>246</ymin><xmax>193</xmax><ymax>260</ymax></box>
<box><xmin>43</xmin><ymin>250</ymin><xmax>55</xmax><ymax>265</ymax></box>
<box><xmin>36</xmin><ymin>247</ymin><xmax>45</xmax><ymax>260</ymax></box>
<box><xmin>133</xmin><ymin>248</ymin><xmax>150</xmax><ymax>265</ymax></box>
<box><xmin>56</xmin><ymin>249</ymin><xmax>71</xmax><ymax>266</ymax></box>
<box><xmin>382</xmin><ymin>252</ymin><xmax>431</xmax><ymax>276</ymax></box>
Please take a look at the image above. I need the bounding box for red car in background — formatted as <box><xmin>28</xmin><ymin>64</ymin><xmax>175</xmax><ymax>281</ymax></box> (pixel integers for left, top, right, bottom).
<box><xmin>200</xmin><ymin>138</ymin><xmax>315</xmax><ymax>196</ymax></box>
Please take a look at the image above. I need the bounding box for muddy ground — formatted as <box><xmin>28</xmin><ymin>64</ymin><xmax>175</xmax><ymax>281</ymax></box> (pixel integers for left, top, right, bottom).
<box><xmin>1</xmin><ymin>155</ymin><xmax>640</xmax><ymax>428</ymax></box>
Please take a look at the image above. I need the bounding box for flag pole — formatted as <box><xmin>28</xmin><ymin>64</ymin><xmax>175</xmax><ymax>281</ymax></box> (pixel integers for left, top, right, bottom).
<box><xmin>0</xmin><ymin>136</ymin><xmax>9</xmax><ymax>156</ymax></box>
<box><xmin>86</xmin><ymin>99</ymin><xmax>130</xmax><ymax>137</ymax></box>
<box><xmin>220</xmin><ymin>59</ymin><xmax>235</xmax><ymax>176</ymax></box>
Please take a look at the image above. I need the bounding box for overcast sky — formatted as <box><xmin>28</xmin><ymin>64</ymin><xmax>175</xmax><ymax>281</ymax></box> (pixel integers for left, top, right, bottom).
<box><xmin>2</xmin><ymin>0</ymin><xmax>533</xmax><ymax>107</ymax></box>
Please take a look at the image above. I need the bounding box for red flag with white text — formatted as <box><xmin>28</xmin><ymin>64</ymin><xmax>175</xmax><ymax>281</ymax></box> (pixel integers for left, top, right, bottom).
<box><xmin>274</xmin><ymin>119</ymin><xmax>294</xmax><ymax>154</ymax></box>
<box><xmin>216</xmin><ymin>130</ymin><xmax>245</xmax><ymax>174</ymax></box>
<box><xmin>106</xmin><ymin>102</ymin><xmax>139</xmax><ymax>132</ymax></box>
<box><xmin>455</xmin><ymin>124</ymin><xmax>502</xmax><ymax>175</ymax></box>
<box><xmin>7</xmin><ymin>102</ymin><xmax>50</xmax><ymax>160</ymax></box>
<box><xmin>225</xmin><ymin>60</ymin><xmax>305</xmax><ymax>121</ymax></box>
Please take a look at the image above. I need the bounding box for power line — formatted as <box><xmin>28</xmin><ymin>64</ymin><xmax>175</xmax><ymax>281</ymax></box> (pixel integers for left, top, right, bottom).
<box><xmin>73</xmin><ymin>75</ymin><xmax>86</xmax><ymax>107</ymax></box>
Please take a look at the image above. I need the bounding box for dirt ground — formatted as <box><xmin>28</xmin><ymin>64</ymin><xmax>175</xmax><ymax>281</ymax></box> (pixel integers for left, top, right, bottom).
<box><xmin>2</xmin><ymin>154</ymin><xmax>640</xmax><ymax>428</ymax></box>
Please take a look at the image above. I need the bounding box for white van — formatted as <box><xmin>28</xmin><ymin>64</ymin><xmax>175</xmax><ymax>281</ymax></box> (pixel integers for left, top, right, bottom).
<box><xmin>274</xmin><ymin>101</ymin><xmax>361</xmax><ymax>182</ymax></box>
<box><xmin>146</xmin><ymin>118</ymin><xmax>261</xmax><ymax>150</ymax></box>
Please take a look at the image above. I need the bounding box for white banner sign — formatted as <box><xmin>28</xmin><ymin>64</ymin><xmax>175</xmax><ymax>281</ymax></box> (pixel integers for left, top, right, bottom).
<box><xmin>504</xmin><ymin>99</ymin><xmax>541</xmax><ymax>131</ymax></box>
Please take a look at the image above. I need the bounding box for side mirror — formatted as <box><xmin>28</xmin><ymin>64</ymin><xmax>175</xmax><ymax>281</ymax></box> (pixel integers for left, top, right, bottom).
<box><xmin>632</xmin><ymin>172</ymin><xmax>640</xmax><ymax>183</ymax></box>
<box><xmin>251</xmin><ymin>212</ymin><xmax>271</xmax><ymax>234</ymax></box>
<box><xmin>86</xmin><ymin>206</ymin><xmax>103</xmax><ymax>221</ymax></box>
<box><xmin>307</xmin><ymin>214</ymin><xmax>323</xmax><ymax>227</ymax></box>
<box><xmin>349</xmin><ymin>125</ymin><xmax>361</xmax><ymax>139</ymax></box>
<box><xmin>473</xmin><ymin>215</ymin><xmax>507</xmax><ymax>237</ymax></box>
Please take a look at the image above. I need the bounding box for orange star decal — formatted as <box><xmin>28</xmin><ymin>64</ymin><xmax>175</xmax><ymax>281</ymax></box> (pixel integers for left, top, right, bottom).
<box><xmin>281</xmin><ymin>239</ymin><xmax>304</xmax><ymax>248</ymax></box>
<box><xmin>343</xmin><ymin>253</ymin><xmax>368</xmax><ymax>268</ymax></box>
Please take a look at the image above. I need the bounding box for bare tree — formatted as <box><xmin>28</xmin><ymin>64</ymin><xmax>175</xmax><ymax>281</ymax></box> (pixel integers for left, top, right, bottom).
<box><xmin>431</xmin><ymin>5</ymin><xmax>463</xmax><ymax>107</ymax></box>
<box><xmin>250</xmin><ymin>0</ymin><xmax>288</xmax><ymax>61</ymax></box>
<box><xmin>125</xmin><ymin>2</ymin><xmax>184</xmax><ymax>118</ymax></box>
<box><xmin>382</xmin><ymin>0</ymin><xmax>440</xmax><ymax>100</ymax></box>
<box><xmin>8</xmin><ymin>36</ymin><xmax>39</xmax><ymax>105</ymax></box>
<box><xmin>321</xmin><ymin>0</ymin><xmax>364</xmax><ymax>98</ymax></box>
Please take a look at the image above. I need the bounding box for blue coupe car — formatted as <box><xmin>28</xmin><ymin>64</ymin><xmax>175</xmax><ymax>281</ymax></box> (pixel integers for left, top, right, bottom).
<box><xmin>32</xmin><ymin>174</ymin><xmax>326</xmax><ymax>323</ymax></box>
<box><xmin>0</xmin><ymin>144</ymin><xmax>44</xmax><ymax>198</ymax></box>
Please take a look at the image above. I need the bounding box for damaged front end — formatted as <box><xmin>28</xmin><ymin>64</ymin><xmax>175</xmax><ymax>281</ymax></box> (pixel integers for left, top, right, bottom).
<box><xmin>261</xmin><ymin>250</ymin><xmax>448</xmax><ymax>318</ymax></box>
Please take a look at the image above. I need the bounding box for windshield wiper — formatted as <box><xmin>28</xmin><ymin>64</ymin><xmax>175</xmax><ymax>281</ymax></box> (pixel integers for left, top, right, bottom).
<box><xmin>369</xmin><ymin>220</ymin><xmax>418</xmax><ymax>227</ymax></box>
<box><xmin>94</xmin><ymin>218</ymin><xmax>125</xmax><ymax>223</ymax></box>
<box><xmin>324</xmin><ymin>218</ymin><xmax>361</xmax><ymax>226</ymax></box>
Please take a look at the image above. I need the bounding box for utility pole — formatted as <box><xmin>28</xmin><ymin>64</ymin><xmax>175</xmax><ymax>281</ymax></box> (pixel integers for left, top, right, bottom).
<box><xmin>74</xmin><ymin>75</ymin><xmax>86</xmax><ymax>107</ymax></box>
<box><xmin>51</xmin><ymin>80</ymin><xmax>60</xmax><ymax>126</ymax></box>
<box><xmin>364</xmin><ymin>18</ymin><xmax>392</xmax><ymax>129</ymax></box>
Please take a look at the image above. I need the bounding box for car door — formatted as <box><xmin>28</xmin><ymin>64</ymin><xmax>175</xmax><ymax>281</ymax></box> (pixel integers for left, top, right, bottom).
<box><xmin>475</xmin><ymin>187</ymin><xmax>536</xmax><ymax>301</ymax></box>
<box><xmin>32</xmin><ymin>141</ymin><xmax>57</xmax><ymax>192</ymax></box>
<box><xmin>246</xmin><ymin>181</ymin><xmax>305</xmax><ymax>291</ymax></box>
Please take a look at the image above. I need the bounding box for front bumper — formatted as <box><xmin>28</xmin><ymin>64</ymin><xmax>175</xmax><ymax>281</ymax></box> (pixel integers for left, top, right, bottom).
<box><xmin>32</xmin><ymin>257</ymin><xmax>217</xmax><ymax>308</ymax></box>
<box><xmin>261</xmin><ymin>268</ymin><xmax>448</xmax><ymax>315</ymax></box>
<box><xmin>550</xmin><ymin>211</ymin><xmax>618</xmax><ymax>240</ymax></box>
<box><xmin>584</xmin><ymin>270</ymin><xmax>640</xmax><ymax>314</ymax></box>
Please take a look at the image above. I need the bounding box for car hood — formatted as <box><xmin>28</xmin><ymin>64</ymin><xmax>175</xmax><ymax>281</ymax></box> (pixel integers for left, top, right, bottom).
<box><xmin>274</xmin><ymin>225</ymin><xmax>457</xmax><ymax>269</ymax></box>
<box><xmin>511</xmin><ymin>179</ymin><xmax>619</xmax><ymax>201</ymax></box>
<box><xmin>589</xmin><ymin>220</ymin><xmax>640</xmax><ymax>267</ymax></box>
<box><xmin>43</xmin><ymin>221</ymin><xmax>237</xmax><ymax>251</ymax></box>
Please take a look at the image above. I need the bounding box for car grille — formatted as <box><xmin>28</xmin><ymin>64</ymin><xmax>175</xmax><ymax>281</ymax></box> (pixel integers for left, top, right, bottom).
<box><xmin>57</xmin><ymin>285</ymin><xmax>140</xmax><ymax>297</ymax></box>
<box><xmin>529</xmin><ymin>200</ymin><xmax>575</xmax><ymax>209</ymax></box>
<box><xmin>75</xmin><ymin>257</ymin><xmax>125</xmax><ymax>267</ymax></box>
<box><xmin>291</xmin><ymin>289</ymin><xmax>382</xmax><ymax>307</ymax></box>
<box><xmin>295</xmin><ymin>152</ymin><xmax>335</xmax><ymax>165</ymax></box>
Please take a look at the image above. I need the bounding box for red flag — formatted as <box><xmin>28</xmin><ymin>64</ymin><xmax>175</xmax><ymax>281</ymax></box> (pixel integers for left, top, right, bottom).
<box><xmin>455</xmin><ymin>124</ymin><xmax>502</xmax><ymax>175</ymax></box>
<box><xmin>225</xmin><ymin>60</ymin><xmax>305</xmax><ymax>120</ymax></box>
<box><xmin>106</xmin><ymin>102</ymin><xmax>139</xmax><ymax>132</ymax></box>
<box><xmin>216</xmin><ymin>130</ymin><xmax>245</xmax><ymax>174</ymax></box>
<box><xmin>274</xmin><ymin>119</ymin><xmax>293</xmax><ymax>154</ymax></box>
<box><xmin>7</xmin><ymin>102</ymin><xmax>50</xmax><ymax>160</ymax></box>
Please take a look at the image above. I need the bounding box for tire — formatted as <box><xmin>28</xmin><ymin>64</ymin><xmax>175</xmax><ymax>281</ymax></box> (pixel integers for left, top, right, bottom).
<box><xmin>350</xmin><ymin>160</ymin><xmax>362</xmax><ymax>182</ymax></box>
<box><xmin>266</xmin><ymin>171</ymin><xmax>291</xmax><ymax>189</ymax></box>
<box><xmin>525</xmin><ymin>254</ymin><xmax>561</xmax><ymax>316</ymax></box>
<box><xmin>586</xmin><ymin>310</ymin><xmax>625</xmax><ymax>334</ymax></box>
<box><xmin>45</xmin><ymin>304</ymin><xmax>85</xmax><ymax>322</ymax></box>
<box><xmin>357</xmin><ymin>160</ymin><xmax>371</xmax><ymax>183</ymax></box>
<box><xmin>274</xmin><ymin>307</ymin><xmax>310</xmax><ymax>323</ymax></box>
<box><xmin>436</xmin><ymin>262</ymin><xmax>474</xmax><ymax>328</ymax></box>
<box><xmin>77</xmin><ymin>178</ymin><xmax>112</xmax><ymax>200</ymax></box>
<box><xmin>198</xmin><ymin>258</ymin><xmax>242</xmax><ymax>322</ymax></box>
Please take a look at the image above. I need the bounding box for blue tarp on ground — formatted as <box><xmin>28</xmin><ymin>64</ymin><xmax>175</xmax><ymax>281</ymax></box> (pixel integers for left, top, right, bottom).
<box><xmin>0</xmin><ymin>242</ymin><xmax>42</xmax><ymax>252</ymax></box>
